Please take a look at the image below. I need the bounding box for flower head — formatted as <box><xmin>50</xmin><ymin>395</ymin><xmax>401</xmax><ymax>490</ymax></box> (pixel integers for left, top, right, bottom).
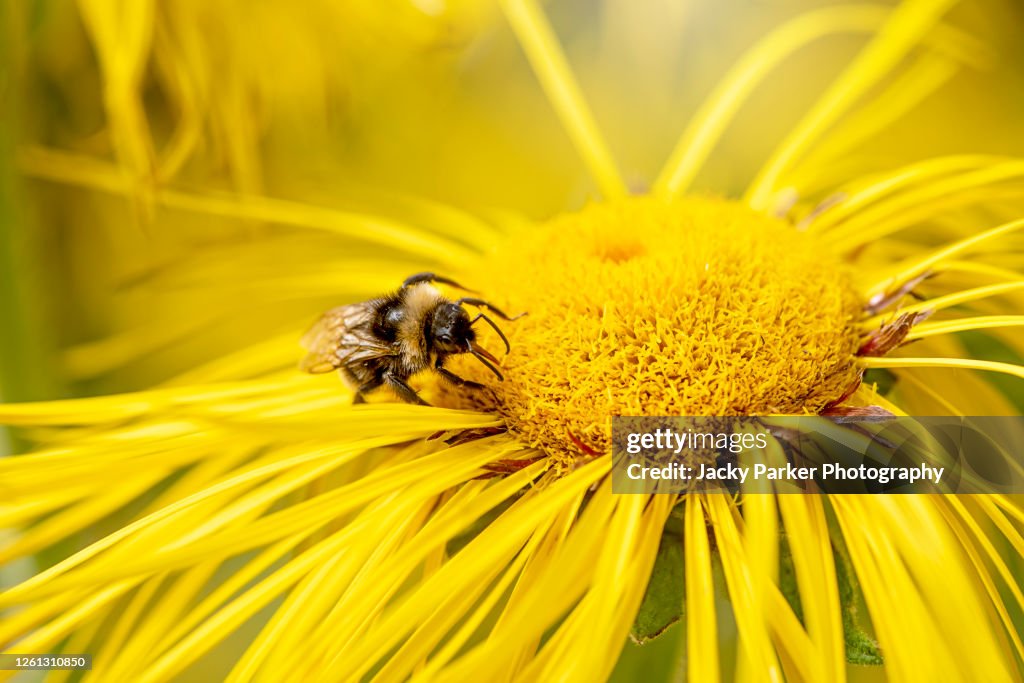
<box><xmin>440</xmin><ymin>196</ymin><xmax>863</xmax><ymax>457</ymax></box>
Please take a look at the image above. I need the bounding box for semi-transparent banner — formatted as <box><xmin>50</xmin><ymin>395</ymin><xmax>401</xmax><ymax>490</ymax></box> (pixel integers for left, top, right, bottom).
<box><xmin>611</xmin><ymin>416</ymin><xmax>1024</xmax><ymax>494</ymax></box>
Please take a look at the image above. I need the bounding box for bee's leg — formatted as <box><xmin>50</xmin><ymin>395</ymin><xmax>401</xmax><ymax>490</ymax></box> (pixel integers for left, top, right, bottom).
<box><xmin>435</xmin><ymin>363</ymin><xmax>486</xmax><ymax>390</ymax></box>
<box><xmin>384</xmin><ymin>373</ymin><xmax>430</xmax><ymax>406</ymax></box>
<box><xmin>402</xmin><ymin>272</ymin><xmax>473</xmax><ymax>292</ymax></box>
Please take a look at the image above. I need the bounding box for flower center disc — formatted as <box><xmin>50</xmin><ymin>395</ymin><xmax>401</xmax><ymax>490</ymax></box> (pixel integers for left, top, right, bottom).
<box><xmin>440</xmin><ymin>196</ymin><xmax>862</xmax><ymax>460</ymax></box>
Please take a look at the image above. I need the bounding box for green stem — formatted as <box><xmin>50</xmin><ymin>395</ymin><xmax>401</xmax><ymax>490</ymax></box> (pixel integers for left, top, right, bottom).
<box><xmin>0</xmin><ymin>4</ymin><xmax>64</xmax><ymax>451</ymax></box>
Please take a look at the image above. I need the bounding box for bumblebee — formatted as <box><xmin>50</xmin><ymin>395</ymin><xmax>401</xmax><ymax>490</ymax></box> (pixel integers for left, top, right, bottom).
<box><xmin>300</xmin><ymin>273</ymin><xmax>524</xmax><ymax>405</ymax></box>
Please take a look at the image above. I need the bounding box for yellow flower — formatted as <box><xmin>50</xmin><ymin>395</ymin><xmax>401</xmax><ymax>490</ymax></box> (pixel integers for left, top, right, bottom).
<box><xmin>2</xmin><ymin>1</ymin><xmax>1024</xmax><ymax>682</ymax></box>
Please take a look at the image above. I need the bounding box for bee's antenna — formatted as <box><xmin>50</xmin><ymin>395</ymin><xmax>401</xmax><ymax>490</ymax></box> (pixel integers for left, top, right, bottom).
<box><xmin>467</xmin><ymin>341</ymin><xmax>505</xmax><ymax>381</ymax></box>
<box><xmin>469</xmin><ymin>313</ymin><xmax>511</xmax><ymax>353</ymax></box>
<box><xmin>455</xmin><ymin>298</ymin><xmax>527</xmax><ymax>321</ymax></box>
<box><xmin>402</xmin><ymin>272</ymin><xmax>476</xmax><ymax>293</ymax></box>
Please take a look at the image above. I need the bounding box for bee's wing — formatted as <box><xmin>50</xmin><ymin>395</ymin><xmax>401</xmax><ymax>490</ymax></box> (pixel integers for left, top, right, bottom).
<box><xmin>299</xmin><ymin>303</ymin><xmax>392</xmax><ymax>374</ymax></box>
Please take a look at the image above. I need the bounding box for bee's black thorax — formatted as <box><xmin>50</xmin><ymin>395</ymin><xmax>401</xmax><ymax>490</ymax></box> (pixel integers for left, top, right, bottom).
<box><xmin>421</xmin><ymin>306</ymin><xmax>437</xmax><ymax>356</ymax></box>
<box><xmin>370</xmin><ymin>296</ymin><xmax>404</xmax><ymax>344</ymax></box>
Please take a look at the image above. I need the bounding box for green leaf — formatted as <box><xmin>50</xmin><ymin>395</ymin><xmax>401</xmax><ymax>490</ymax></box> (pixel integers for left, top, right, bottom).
<box><xmin>834</xmin><ymin>538</ymin><xmax>884</xmax><ymax>665</ymax></box>
<box><xmin>779</xmin><ymin>533</ymin><xmax>883</xmax><ymax>665</ymax></box>
<box><xmin>630</xmin><ymin>532</ymin><xmax>685</xmax><ymax>644</ymax></box>
<box><xmin>778</xmin><ymin>534</ymin><xmax>803</xmax><ymax>623</ymax></box>
<box><xmin>843</xmin><ymin>624</ymin><xmax>884</xmax><ymax>666</ymax></box>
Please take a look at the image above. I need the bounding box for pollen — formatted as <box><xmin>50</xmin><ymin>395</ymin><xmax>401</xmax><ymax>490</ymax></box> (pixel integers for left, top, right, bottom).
<box><xmin>438</xmin><ymin>196</ymin><xmax>863</xmax><ymax>462</ymax></box>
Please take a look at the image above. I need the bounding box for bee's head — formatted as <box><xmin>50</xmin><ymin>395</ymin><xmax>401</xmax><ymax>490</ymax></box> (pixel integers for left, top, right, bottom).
<box><xmin>430</xmin><ymin>302</ymin><xmax>475</xmax><ymax>354</ymax></box>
